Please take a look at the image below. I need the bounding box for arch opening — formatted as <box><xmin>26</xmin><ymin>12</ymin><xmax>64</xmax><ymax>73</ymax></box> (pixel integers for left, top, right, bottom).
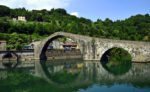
<box><xmin>40</xmin><ymin>35</ymin><xmax>82</xmax><ymax>61</ymax></box>
<box><xmin>100</xmin><ymin>47</ymin><xmax>132</xmax><ymax>75</ymax></box>
<box><xmin>2</xmin><ymin>51</ymin><xmax>20</xmax><ymax>68</ymax></box>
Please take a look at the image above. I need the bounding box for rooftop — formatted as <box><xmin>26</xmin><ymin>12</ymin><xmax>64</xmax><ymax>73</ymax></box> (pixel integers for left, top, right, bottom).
<box><xmin>0</xmin><ymin>40</ymin><xmax>7</xmax><ymax>42</ymax></box>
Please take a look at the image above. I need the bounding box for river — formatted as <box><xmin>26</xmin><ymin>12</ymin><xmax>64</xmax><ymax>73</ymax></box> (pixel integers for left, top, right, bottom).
<box><xmin>0</xmin><ymin>59</ymin><xmax>150</xmax><ymax>92</ymax></box>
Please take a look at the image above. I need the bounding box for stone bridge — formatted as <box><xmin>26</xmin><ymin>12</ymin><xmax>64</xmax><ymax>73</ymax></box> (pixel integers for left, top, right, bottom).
<box><xmin>34</xmin><ymin>32</ymin><xmax>150</xmax><ymax>62</ymax></box>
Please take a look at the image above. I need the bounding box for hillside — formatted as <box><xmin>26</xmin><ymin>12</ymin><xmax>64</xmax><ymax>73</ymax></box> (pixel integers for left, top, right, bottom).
<box><xmin>0</xmin><ymin>5</ymin><xmax>150</xmax><ymax>49</ymax></box>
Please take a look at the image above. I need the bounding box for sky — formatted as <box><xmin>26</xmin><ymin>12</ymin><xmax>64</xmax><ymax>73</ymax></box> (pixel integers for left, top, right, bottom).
<box><xmin>0</xmin><ymin>0</ymin><xmax>150</xmax><ymax>21</ymax></box>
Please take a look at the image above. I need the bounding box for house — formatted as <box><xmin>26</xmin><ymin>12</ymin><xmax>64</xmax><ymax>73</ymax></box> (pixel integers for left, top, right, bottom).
<box><xmin>18</xmin><ymin>16</ymin><xmax>26</xmax><ymax>22</ymax></box>
<box><xmin>51</xmin><ymin>41</ymin><xmax>64</xmax><ymax>49</ymax></box>
<box><xmin>63</xmin><ymin>44</ymin><xmax>77</xmax><ymax>50</ymax></box>
<box><xmin>12</xmin><ymin>18</ymin><xmax>17</xmax><ymax>21</ymax></box>
<box><xmin>0</xmin><ymin>40</ymin><xmax>7</xmax><ymax>51</ymax></box>
<box><xmin>12</xmin><ymin>16</ymin><xmax>26</xmax><ymax>22</ymax></box>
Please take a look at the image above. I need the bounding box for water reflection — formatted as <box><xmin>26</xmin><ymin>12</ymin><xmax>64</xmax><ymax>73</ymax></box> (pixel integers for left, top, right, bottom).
<box><xmin>38</xmin><ymin>60</ymin><xmax>150</xmax><ymax>88</ymax></box>
<box><xmin>100</xmin><ymin>48</ymin><xmax>132</xmax><ymax>75</ymax></box>
<box><xmin>101</xmin><ymin>60</ymin><xmax>132</xmax><ymax>75</ymax></box>
<box><xmin>0</xmin><ymin>59</ymin><xmax>150</xmax><ymax>92</ymax></box>
<box><xmin>44</xmin><ymin>59</ymin><xmax>82</xmax><ymax>84</ymax></box>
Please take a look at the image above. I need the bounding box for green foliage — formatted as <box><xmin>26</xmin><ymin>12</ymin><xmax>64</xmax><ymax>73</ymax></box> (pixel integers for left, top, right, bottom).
<box><xmin>105</xmin><ymin>61</ymin><xmax>132</xmax><ymax>75</ymax></box>
<box><xmin>101</xmin><ymin>48</ymin><xmax>132</xmax><ymax>75</ymax></box>
<box><xmin>108</xmin><ymin>48</ymin><xmax>132</xmax><ymax>61</ymax></box>
<box><xmin>0</xmin><ymin>5</ymin><xmax>10</xmax><ymax>17</ymax></box>
<box><xmin>6</xmin><ymin>33</ymin><xmax>32</xmax><ymax>50</ymax></box>
<box><xmin>50</xmin><ymin>8</ymin><xmax>67</xmax><ymax>15</ymax></box>
<box><xmin>0</xmin><ymin>5</ymin><xmax>150</xmax><ymax>49</ymax></box>
<box><xmin>0</xmin><ymin>33</ymin><xmax>10</xmax><ymax>40</ymax></box>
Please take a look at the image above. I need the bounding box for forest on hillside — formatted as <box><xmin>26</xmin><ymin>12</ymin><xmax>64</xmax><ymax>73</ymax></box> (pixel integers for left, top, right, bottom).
<box><xmin>0</xmin><ymin>5</ymin><xmax>150</xmax><ymax>49</ymax></box>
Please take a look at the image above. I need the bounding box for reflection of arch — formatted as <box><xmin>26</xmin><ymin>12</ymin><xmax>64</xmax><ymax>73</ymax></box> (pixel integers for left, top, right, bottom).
<box><xmin>100</xmin><ymin>47</ymin><xmax>132</xmax><ymax>62</ymax></box>
<box><xmin>35</xmin><ymin>61</ymin><xmax>150</xmax><ymax>89</ymax></box>
<box><xmin>35</xmin><ymin>60</ymin><xmax>85</xmax><ymax>87</ymax></box>
<box><xmin>35</xmin><ymin>32</ymin><xmax>84</xmax><ymax>60</ymax></box>
<box><xmin>2</xmin><ymin>51</ymin><xmax>20</xmax><ymax>68</ymax></box>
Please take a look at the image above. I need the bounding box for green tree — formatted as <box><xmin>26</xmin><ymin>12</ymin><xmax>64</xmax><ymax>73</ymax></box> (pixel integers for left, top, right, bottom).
<box><xmin>0</xmin><ymin>5</ymin><xmax>10</xmax><ymax>17</ymax></box>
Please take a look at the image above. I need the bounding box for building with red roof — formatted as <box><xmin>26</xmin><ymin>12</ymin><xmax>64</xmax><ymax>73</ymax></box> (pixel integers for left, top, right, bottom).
<box><xmin>0</xmin><ymin>40</ymin><xmax>7</xmax><ymax>51</ymax></box>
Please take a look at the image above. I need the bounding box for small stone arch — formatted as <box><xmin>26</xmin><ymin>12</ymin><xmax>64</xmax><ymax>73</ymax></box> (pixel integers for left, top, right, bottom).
<box><xmin>2</xmin><ymin>51</ymin><xmax>20</xmax><ymax>68</ymax></box>
<box><xmin>2</xmin><ymin>51</ymin><xmax>20</xmax><ymax>60</ymax></box>
<box><xmin>100</xmin><ymin>47</ymin><xmax>132</xmax><ymax>62</ymax></box>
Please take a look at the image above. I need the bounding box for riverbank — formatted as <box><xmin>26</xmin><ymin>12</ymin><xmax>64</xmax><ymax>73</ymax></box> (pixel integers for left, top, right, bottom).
<box><xmin>0</xmin><ymin>49</ymin><xmax>82</xmax><ymax>62</ymax></box>
<box><xmin>1</xmin><ymin>49</ymin><xmax>150</xmax><ymax>63</ymax></box>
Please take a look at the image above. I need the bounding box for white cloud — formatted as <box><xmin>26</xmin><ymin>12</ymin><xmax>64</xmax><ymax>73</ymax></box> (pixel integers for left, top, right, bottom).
<box><xmin>0</xmin><ymin>0</ymin><xmax>71</xmax><ymax>10</ymax></box>
<box><xmin>71</xmin><ymin>12</ymin><xmax>79</xmax><ymax>17</ymax></box>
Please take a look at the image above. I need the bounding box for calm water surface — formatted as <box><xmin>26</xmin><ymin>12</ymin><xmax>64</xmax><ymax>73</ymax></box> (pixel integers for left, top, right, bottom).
<box><xmin>0</xmin><ymin>59</ymin><xmax>150</xmax><ymax>92</ymax></box>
